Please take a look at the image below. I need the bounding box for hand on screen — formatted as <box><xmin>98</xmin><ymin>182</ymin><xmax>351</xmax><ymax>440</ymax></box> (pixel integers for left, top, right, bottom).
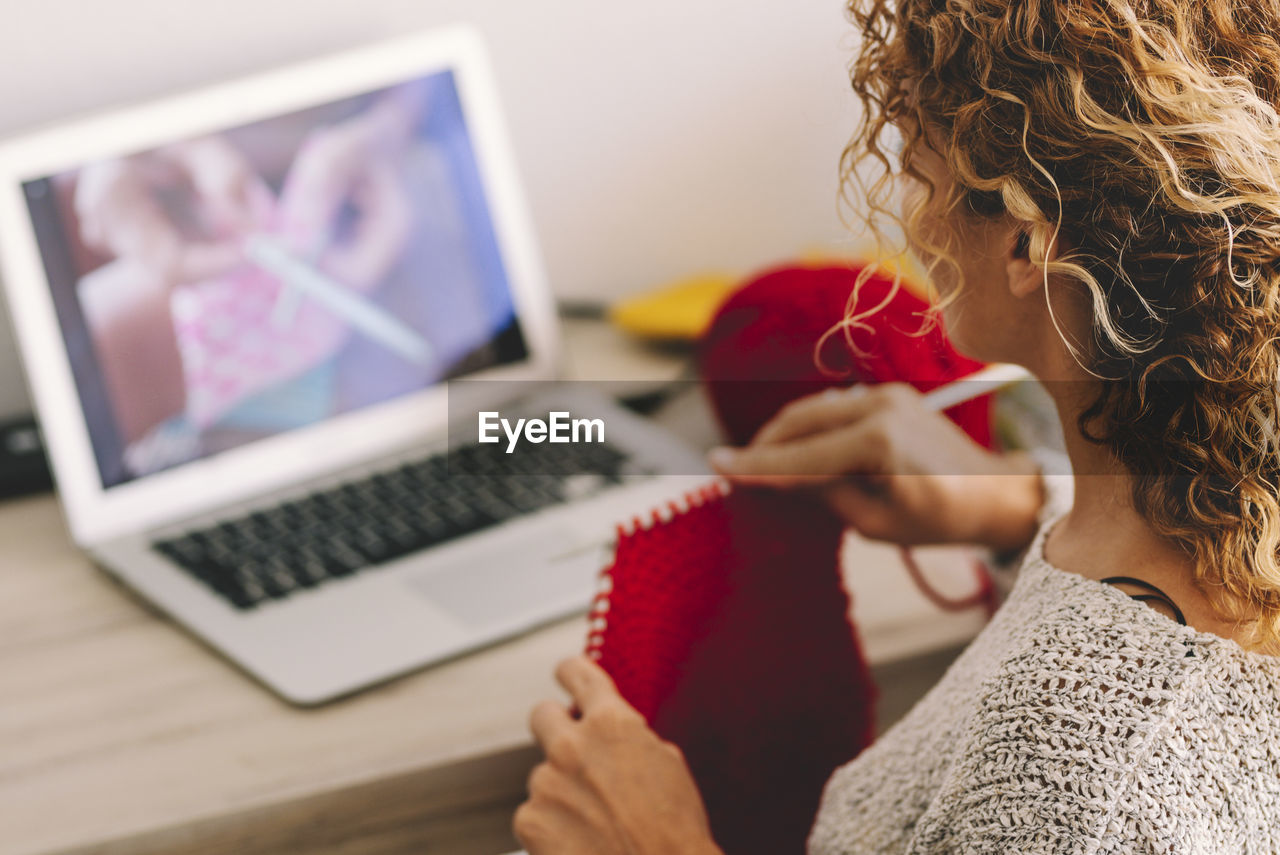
<box><xmin>169</xmin><ymin>136</ymin><xmax>276</xmax><ymax>239</ymax></box>
<box><xmin>74</xmin><ymin>136</ymin><xmax>272</xmax><ymax>286</ymax></box>
<box><xmin>277</xmin><ymin>116</ymin><xmax>413</xmax><ymax>289</ymax></box>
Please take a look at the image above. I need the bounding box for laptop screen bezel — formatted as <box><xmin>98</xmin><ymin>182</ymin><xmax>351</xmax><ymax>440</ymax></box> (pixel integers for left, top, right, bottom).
<box><xmin>0</xmin><ymin>25</ymin><xmax>561</xmax><ymax>547</ymax></box>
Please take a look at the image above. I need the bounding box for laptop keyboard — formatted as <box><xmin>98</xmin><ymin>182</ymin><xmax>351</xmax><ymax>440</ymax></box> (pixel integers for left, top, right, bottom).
<box><xmin>153</xmin><ymin>439</ymin><xmax>635</xmax><ymax>610</ymax></box>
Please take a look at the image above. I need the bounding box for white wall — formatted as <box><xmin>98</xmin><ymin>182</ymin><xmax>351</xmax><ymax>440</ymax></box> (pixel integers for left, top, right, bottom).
<box><xmin>0</xmin><ymin>0</ymin><xmax>866</xmax><ymax>417</ymax></box>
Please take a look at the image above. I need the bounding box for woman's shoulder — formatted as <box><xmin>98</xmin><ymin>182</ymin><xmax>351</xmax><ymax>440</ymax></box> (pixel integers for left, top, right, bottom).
<box><xmin>887</xmin><ymin>561</ymin><xmax>1279</xmax><ymax>853</ymax></box>
<box><xmin>813</xmin><ymin>539</ymin><xmax>1280</xmax><ymax>855</ymax></box>
<box><xmin>995</xmin><ymin>534</ymin><xmax>1280</xmax><ymax>714</ymax></box>
<box><xmin>997</xmin><ymin>550</ymin><xmax>1203</xmax><ymax>681</ymax></box>
<box><xmin>914</xmin><ymin>551</ymin><xmax>1280</xmax><ymax>852</ymax></box>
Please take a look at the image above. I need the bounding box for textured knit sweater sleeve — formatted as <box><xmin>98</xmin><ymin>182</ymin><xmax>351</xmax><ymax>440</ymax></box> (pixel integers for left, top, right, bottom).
<box><xmin>808</xmin><ymin>494</ymin><xmax>1280</xmax><ymax>855</ymax></box>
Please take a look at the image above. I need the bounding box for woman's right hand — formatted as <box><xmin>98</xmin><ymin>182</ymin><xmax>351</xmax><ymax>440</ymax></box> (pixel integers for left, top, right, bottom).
<box><xmin>708</xmin><ymin>382</ymin><xmax>1044</xmax><ymax>554</ymax></box>
<box><xmin>74</xmin><ymin>144</ymin><xmax>266</xmax><ymax>286</ymax></box>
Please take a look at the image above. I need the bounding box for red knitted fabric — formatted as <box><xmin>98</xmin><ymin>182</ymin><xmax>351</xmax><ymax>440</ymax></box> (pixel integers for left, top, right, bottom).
<box><xmin>585</xmin><ymin>263</ymin><xmax>994</xmax><ymax>855</ymax></box>
<box><xmin>588</xmin><ymin>484</ymin><xmax>870</xmax><ymax>855</ymax></box>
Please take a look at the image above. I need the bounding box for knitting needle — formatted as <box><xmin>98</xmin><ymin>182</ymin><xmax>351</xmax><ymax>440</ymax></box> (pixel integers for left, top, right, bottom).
<box><xmin>601</xmin><ymin>365</ymin><xmax>1038</xmax><ymax>590</ymax></box>
<box><xmin>823</xmin><ymin>362</ymin><xmax>1032</xmax><ymax>411</ymax></box>
<box><xmin>921</xmin><ymin>363</ymin><xmax>1032</xmax><ymax>411</ymax></box>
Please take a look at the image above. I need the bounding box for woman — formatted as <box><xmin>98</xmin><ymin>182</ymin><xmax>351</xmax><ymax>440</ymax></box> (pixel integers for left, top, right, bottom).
<box><xmin>514</xmin><ymin>0</ymin><xmax>1280</xmax><ymax>851</ymax></box>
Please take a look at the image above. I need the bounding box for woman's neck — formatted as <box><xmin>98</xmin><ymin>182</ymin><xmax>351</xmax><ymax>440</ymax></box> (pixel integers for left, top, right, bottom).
<box><xmin>1043</xmin><ymin>383</ymin><xmax>1252</xmax><ymax>644</ymax></box>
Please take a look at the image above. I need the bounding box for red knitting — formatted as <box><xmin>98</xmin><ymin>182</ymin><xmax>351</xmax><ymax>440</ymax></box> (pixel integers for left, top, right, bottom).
<box><xmin>589</xmin><ymin>484</ymin><xmax>868</xmax><ymax>855</ymax></box>
<box><xmin>586</xmin><ymin>263</ymin><xmax>994</xmax><ymax>855</ymax></box>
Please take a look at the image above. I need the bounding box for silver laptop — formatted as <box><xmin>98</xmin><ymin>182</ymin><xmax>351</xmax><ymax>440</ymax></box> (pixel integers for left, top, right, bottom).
<box><xmin>0</xmin><ymin>25</ymin><xmax>707</xmax><ymax>704</ymax></box>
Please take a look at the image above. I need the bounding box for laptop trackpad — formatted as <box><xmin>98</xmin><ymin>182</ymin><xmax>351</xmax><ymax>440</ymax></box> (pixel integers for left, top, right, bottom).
<box><xmin>407</xmin><ymin>532</ymin><xmax>603</xmax><ymax>629</ymax></box>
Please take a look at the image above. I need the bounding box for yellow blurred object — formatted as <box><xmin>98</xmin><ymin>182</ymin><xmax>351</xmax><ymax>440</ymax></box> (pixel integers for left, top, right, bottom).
<box><xmin>608</xmin><ymin>252</ymin><xmax>932</xmax><ymax>343</ymax></box>
<box><xmin>871</xmin><ymin>251</ymin><xmax>933</xmax><ymax>300</ymax></box>
<box><xmin>608</xmin><ymin>273</ymin><xmax>740</xmax><ymax>341</ymax></box>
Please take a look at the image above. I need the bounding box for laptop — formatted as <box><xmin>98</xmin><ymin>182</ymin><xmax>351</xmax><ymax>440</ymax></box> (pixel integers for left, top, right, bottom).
<box><xmin>0</xmin><ymin>25</ymin><xmax>708</xmax><ymax>705</ymax></box>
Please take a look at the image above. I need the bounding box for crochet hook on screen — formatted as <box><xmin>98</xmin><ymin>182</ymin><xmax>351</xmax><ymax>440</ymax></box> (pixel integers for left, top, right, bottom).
<box><xmin>244</xmin><ymin>234</ymin><xmax>435</xmax><ymax>368</ymax></box>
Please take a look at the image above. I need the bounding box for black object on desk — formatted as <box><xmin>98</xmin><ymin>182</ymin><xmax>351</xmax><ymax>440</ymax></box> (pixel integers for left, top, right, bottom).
<box><xmin>0</xmin><ymin>415</ymin><xmax>53</xmax><ymax>499</ymax></box>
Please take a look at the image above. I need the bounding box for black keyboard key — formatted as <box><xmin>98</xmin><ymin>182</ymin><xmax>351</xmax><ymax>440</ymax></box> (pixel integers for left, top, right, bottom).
<box><xmin>263</xmin><ymin>558</ymin><xmax>302</xmax><ymax>597</ymax></box>
<box><xmin>295</xmin><ymin>549</ymin><xmax>333</xmax><ymax>586</ymax></box>
<box><xmin>240</xmin><ymin>575</ymin><xmax>269</xmax><ymax>605</ymax></box>
<box><xmin>209</xmin><ymin>569</ymin><xmax>267</xmax><ymax>609</ymax></box>
<box><xmin>413</xmin><ymin>513</ymin><xmax>456</xmax><ymax>545</ymax></box>
<box><xmin>219</xmin><ymin>585</ymin><xmax>257</xmax><ymax>611</ymax></box>
<box><xmin>157</xmin><ymin>537</ymin><xmax>204</xmax><ymax>567</ymax></box>
<box><xmin>325</xmin><ymin>537</ymin><xmax>367</xmax><ymax>575</ymax></box>
<box><xmin>351</xmin><ymin>529</ymin><xmax>394</xmax><ymax>563</ymax></box>
<box><xmin>472</xmin><ymin>493</ymin><xmax>518</xmax><ymax>523</ymax></box>
<box><xmin>379</xmin><ymin>518</ymin><xmax>425</xmax><ymax>550</ymax></box>
<box><xmin>243</xmin><ymin>562</ymin><xmax>290</xmax><ymax>600</ymax></box>
<box><xmin>506</xmin><ymin>486</ymin><xmax>553</xmax><ymax>514</ymax></box>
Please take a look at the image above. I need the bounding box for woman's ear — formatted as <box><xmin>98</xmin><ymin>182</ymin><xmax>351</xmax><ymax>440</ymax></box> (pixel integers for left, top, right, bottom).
<box><xmin>1005</xmin><ymin>227</ymin><xmax>1069</xmax><ymax>299</ymax></box>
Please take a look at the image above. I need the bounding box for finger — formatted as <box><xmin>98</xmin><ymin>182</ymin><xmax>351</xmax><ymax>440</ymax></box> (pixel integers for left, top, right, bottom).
<box><xmin>323</xmin><ymin>162</ymin><xmax>412</xmax><ymax>289</ymax></box>
<box><xmin>529</xmin><ymin>699</ymin><xmax>575</xmax><ymax>753</ymax></box>
<box><xmin>751</xmin><ymin>384</ymin><xmax>880</xmax><ymax>446</ymax></box>
<box><xmin>105</xmin><ymin>197</ymin><xmax>185</xmax><ymax>267</ymax></box>
<box><xmin>526</xmin><ymin>760</ymin><xmax>555</xmax><ymax>797</ymax></box>
<box><xmin>822</xmin><ymin>481</ymin><xmax>896</xmax><ymax>539</ymax></box>
<box><xmin>712</xmin><ymin>420</ymin><xmax>889</xmax><ymax>487</ymax></box>
<box><xmin>244</xmin><ymin>179</ymin><xmax>278</xmax><ymax>229</ymax></box>
<box><xmin>523</xmin><ymin>764</ymin><xmax>614</xmax><ymax>847</ymax></box>
<box><xmin>527</xmin><ymin>761</ymin><xmax>600</xmax><ymax>809</ymax></box>
<box><xmin>174</xmin><ymin>241</ymin><xmax>245</xmax><ymax>282</ymax></box>
<box><xmin>278</xmin><ymin>134</ymin><xmax>349</xmax><ymax>248</ymax></box>
<box><xmin>513</xmin><ymin>801</ymin><xmax>547</xmax><ymax>852</ymax></box>
<box><xmin>208</xmin><ymin>176</ymin><xmax>276</xmax><ymax>234</ymax></box>
<box><xmin>554</xmin><ymin>655</ymin><xmax>621</xmax><ymax>715</ymax></box>
<box><xmin>515</xmin><ymin>797</ymin><xmax>601</xmax><ymax>855</ymax></box>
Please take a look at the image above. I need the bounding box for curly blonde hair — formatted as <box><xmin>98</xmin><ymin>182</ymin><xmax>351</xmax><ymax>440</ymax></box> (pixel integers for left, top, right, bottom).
<box><xmin>841</xmin><ymin>0</ymin><xmax>1280</xmax><ymax>650</ymax></box>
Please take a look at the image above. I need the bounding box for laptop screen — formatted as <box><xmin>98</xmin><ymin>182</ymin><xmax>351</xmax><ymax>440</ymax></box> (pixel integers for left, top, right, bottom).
<box><xmin>20</xmin><ymin>69</ymin><xmax>529</xmax><ymax>490</ymax></box>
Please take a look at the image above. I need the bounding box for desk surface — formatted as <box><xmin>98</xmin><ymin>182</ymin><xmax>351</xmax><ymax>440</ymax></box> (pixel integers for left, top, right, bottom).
<box><xmin>1</xmin><ymin>490</ymin><xmax>587</xmax><ymax>854</ymax></box>
<box><xmin>3</xmin><ymin>319</ymin><xmax>680</xmax><ymax>855</ymax></box>
<box><xmin>1</xmin><ymin>320</ymin><xmax>985</xmax><ymax>855</ymax></box>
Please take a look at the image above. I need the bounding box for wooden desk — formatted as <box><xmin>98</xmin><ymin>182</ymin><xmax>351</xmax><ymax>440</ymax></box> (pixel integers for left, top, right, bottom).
<box><xmin>0</xmin><ymin>320</ymin><xmax>677</xmax><ymax>855</ymax></box>
<box><xmin>0</xmin><ymin>320</ymin><xmax>986</xmax><ymax>855</ymax></box>
<box><xmin>1</xmin><ymin>490</ymin><xmax>584</xmax><ymax>854</ymax></box>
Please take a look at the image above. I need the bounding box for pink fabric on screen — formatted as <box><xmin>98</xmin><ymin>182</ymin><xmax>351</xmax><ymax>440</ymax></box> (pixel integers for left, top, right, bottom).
<box><xmin>170</xmin><ymin>262</ymin><xmax>361</xmax><ymax>429</ymax></box>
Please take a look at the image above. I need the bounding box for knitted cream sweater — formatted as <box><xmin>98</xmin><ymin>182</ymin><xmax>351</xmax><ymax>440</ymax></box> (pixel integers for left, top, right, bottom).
<box><xmin>809</xmin><ymin>471</ymin><xmax>1280</xmax><ymax>854</ymax></box>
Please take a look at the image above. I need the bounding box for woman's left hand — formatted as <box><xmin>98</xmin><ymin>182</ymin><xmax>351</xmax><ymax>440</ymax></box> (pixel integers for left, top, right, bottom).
<box><xmin>515</xmin><ymin>655</ymin><xmax>723</xmax><ymax>855</ymax></box>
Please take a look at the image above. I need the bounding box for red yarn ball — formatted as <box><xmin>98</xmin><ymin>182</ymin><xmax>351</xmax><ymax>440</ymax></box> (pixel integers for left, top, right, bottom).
<box><xmin>699</xmin><ymin>263</ymin><xmax>994</xmax><ymax>449</ymax></box>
